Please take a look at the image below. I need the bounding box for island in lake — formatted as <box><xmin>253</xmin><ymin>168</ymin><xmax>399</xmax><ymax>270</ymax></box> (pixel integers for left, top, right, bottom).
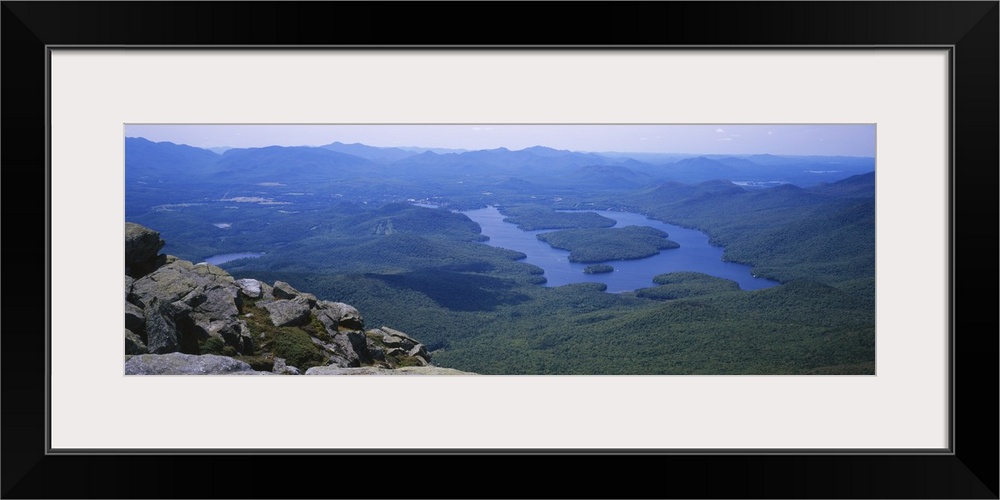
<box><xmin>535</xmin><ymin>226</ymin><xmax>680</xmax><ymax>262</ymax></box>
<box><xmin>583</xmin><ymin>264</ymin><xmax>615</xmax><ymax>274</ymax></box>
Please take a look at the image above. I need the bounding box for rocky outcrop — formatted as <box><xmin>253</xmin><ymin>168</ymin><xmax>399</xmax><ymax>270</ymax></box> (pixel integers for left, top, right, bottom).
<box><xmin>369</xmin><ymin>327</ymin><xmax>431</xmax><ymax>366</ymax></box>
<box><xmin>124</xmin><ymin>353</ymin><xmax>263</xmax><ymax>375</ymax></box>
<box><xmin>124</xmin><ymin>223</ymin><xmax>460</xmax><ymax>375</ymax></box>
<box><xmin>124</xmin><ymin>328</ymin><xmax>146</xmax><ymax>355</ymax></box>
<box><xmin>128</xmin><ymin>259</ymin><xmax>253</xmax><ymax>356</ymax></box>
<box><xmin>261</xmin><ymin>300</ymin><xmax>311</xmax><ymax>327</ymax></box>
<box><xmin>125</xmin><ymin>222</ymin><xmax>166</xmax><ymax>278</ymax></box>
<box><xmin>315</xmin><ymin>301</ymin><xmax>364</xmax><ymax>331</ymax></box>
<box><xmin>234</xmin><ymin>278</ymin><xmax>262</xmax><ymax>298</ymax></box>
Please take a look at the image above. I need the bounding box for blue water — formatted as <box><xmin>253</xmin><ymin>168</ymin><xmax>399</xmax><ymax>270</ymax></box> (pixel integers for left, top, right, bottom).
<box><xmin>203</xmin><ymin>252</ymin><xmax>264</xmax><ymax>265</ymax></box>
<box><xmin>462</xmin><ymin>206</ymin><xmax>780</xmax><ymax>293</ymax></box>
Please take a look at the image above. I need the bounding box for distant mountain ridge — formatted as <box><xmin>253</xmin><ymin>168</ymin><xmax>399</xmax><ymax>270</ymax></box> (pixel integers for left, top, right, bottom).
<box><xmin>319</xmin><ymin>141</ymin><xmax>418</xmax><ymax>162</ymax></box>
<box><xmin>125</xmin><ymin>137</ymin><xmax>222</xmax><ymax>180</ymax></box>
<box><xmin>126</xmin><ymin>137</ymin><xmax>875</xmax><ymax>192</ymax></box>
<box><xmin>214</xmin><ymin>145</ymin><xmax>377</xmax><ymax>181</ymax></box>
<box><xmin>811</xmin><ymin>171</ymin><xmax>876</xmax><ymax>198</ymax></box>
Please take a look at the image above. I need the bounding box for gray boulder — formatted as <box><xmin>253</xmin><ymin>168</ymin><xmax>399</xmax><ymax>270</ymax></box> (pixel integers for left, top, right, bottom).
<box><xmin>125</xmin><ymin>222</ymin><xmax>166</xmax><ymax>278</ymax></box>
<box><xmin>262</xmin><ymin>299</ymin><xmax>311</xmax><ymax>327</ymax></box>
<box><xmin>271</xmin><ymin>358</ymin><xmax>302</xmax><ymax>375</ymax></box>
<box><xmin>271</xmin><ymin>281</ymin><xmax>301</xmax><ymax>300</ymax></box>
<box><xmin>376</xmin><ymin>326</ymin><xmax>418</xmax><ymax>349</ymax></box>
<box><xmin>271</xmin><ymin>357</ymin><xmax>301</xmax><ymax>375</ymax></box>
<box><xmin>124</xmin><ymin>353</ymin><xmax>256</xmax><ymax>375</ymax></box>
<box><xmin>315</xmin><ymin>301</ymin><xmax>364</xmax><ymax>331</ymax></box>
<box><xmin>366</xmin><ymin>338</ymin><xmax>386</xmax><ymax>362</ymax></box>
<box><xmin>191</xmin><ymin>285</ymin><xmax>241</xmax><ymax>318</ymax></box>
<box><xmin>407</xmin><ymin>344</ymin><xmax>430</xmax><ymax>361</ymax></box>
<box><xmin>330</xmin><ymin>330</ymin><xmax>373</xmax><ymax>366</ymax></box>
<box><xmin>124</xmin><ymin>275</ymin><xmax>134</xmax><ymax>301</ymax></box>
<box><xmin>324</xmin><ymin>355</ymin><xmax>352</xmax><ymax>369</ymax></box>
<box><xmin>125</xmin><ymin>301</ymin><xmax>145</xmax><ymax>334</ymax></box>
<box><xmin>129</xmin><ymin>260</ymin><xmax>236</xmax><ymax>309</ymax></box>
<box><xmin>191</xmin><ymin>318</ymin><xmax>254</xmax><ymax>355</ymax></box>
<box><xmin>143</xmin><ymin>297</ymin><xmax>187</xmax><ymax>354</ymax></box>
<box><xmin>291</xmin><ymin>294</ymin><xmax>318</xmax><ymax>309</ymax></box>
<box><xmin>365</xmin><ymin>327</ymin><xmax>431</xmax><ymax>367</ymax></box>
<box><xmin>125</xmin><ymin>328</ymin><xmax>147</xmax><ymax>355</ymax></box>
<box><xmin>314</xmin><ymin>309</ymin><xmax>337</xmax><ymax>332</ymax></box>
<box><xmin>235</xmin><ymin>278</ymin><xmax>262</xmax><ymax>298</ymax></box>
<box><xmin>258</xmin><ymin>282</ymin><xmax>274</xmax><ymax>301</ymax></box>
<box><xmin>281</xmin><ymin>362</ymin><xmax>302</xmax><ymax>375</ymax></box>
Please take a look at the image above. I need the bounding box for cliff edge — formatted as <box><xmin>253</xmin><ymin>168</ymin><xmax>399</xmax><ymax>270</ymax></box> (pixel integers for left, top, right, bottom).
<box><xmin>124</xmin><ymin>222</ymin><xmax>473</xmax><ymax>375</ymax></box>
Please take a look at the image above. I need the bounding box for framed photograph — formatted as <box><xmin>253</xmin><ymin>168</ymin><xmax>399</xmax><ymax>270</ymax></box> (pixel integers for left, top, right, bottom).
<box><xmin>5</xmin><ymin>2</ymin><xmax>996</xmax><ymax>498</ymax></box>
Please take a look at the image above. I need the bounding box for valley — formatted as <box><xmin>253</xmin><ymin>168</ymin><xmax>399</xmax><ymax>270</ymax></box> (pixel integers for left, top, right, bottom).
<box><xmin>124</xmin><ymin>130</ymin><xmax>876</xmax><ymax>375</ymax></box>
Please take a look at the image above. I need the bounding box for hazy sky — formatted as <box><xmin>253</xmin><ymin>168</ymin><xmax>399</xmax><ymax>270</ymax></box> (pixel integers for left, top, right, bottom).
<box><xmin>125</xmin><ymin>124</ymin><xmax>876</xmax><ymax>157</ymax></box>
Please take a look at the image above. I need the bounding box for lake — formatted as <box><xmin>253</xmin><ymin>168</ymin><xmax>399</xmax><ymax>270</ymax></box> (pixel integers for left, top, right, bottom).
<box><xmin>202</xmin><ymin>252</ymin><xmax>264</xmax><ymax>266</ymax></box>
<box><xmin>462</xmin><ymin>206</ymin><xmax>780</xmax><ymax>293</ymax></box>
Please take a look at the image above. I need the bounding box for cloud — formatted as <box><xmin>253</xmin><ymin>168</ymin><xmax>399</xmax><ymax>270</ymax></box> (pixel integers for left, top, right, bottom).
<box><xmin>717</xmin><ymin>137</ymin><xmax>733</xmax><ymax>141</ymax></box>
<box><xmin>715</xmin><ymin>128</ymin><xmax>725</xmax><ymax>133</ymax></box>
<box><xmin>767</xmin><ymin>131</ymin><xmax>773</xmax><ymax>135</ymax></box>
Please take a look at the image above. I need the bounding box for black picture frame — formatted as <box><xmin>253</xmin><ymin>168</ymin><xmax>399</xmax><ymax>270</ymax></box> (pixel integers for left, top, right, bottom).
<box><xmin>3</xmin><ymin>2</ymin><xmax>996</xmax><ymax>498</ymax></box>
